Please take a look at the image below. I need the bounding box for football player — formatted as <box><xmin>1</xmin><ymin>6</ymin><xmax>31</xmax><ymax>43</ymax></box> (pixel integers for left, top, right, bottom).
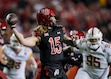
<box><xmin>0</xmin><ymin>21</ymin><xmax>7</xmax><ymax>39</ymax></box>
<box><xmin>0</xmin><ymin>34</ymin><xmax>37</xmax><ymax>79</ymax></box>
<box><xmin>0</xmin><ymin>21</ymin><xmax>7</xmax><ymax>79</ymax></box>
<box><xmin>5</xmin><ymin>7</ymin><xmax>74</xmax><ymax>79</ymax></box>
<box><xmin>63</xmin><ymin>30</ymin><xmax>84</xmax><ymax>79</ymax></box>
<box><xmin>72</xmin><ymin>27</ymin><xmax>111</xmax><ymax>79</ymax></box>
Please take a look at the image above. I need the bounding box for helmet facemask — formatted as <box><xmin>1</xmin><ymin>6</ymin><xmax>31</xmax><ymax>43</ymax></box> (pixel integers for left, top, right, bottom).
<box><xmin>0</xmin><ymin>21</ymin><xmax>7</xmax><ymax>37</ymax></box>
<box><xmin>10</xmin><ymin>40</ymin><xmax>22</xmax><ymax>50</ymax></box>
<box><xmin>87</xmin><ymin>38</ymin><xmax>102</xmax><ymax>50</ymax></box>
<box><xmin>10</xmin><ymin>34</ymin><xmax>22</xmax><ymax>50</ymax></box>
<box><xmin>0</xmin><ymin>29</ymin><xmax>6</xmax><ymax>37</ymax></box>
<box><xmin>49</xmin><ymin>16</ymin><xmax>57</xmax><ymax>28</ymax></box>
<box><xmin>86</xmin><ymin>27</ymin><xmax>103</xmax><ymax>50</ymax></box>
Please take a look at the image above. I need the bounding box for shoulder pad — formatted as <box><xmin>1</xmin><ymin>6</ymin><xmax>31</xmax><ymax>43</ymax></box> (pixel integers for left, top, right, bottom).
<box><xmin>105</xmin><ymin>43</ymin><xmax>111</xmax><ymax>48</ymax></box>
<box><xmin>33</xmin><ymin>25</ymin><xmax>48</xmax><ymax>37</ymax></box>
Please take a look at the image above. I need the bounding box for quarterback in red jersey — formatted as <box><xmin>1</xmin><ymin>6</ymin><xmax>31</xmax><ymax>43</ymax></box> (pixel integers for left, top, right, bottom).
<box><xmin>5</xmin><ymin>7</ymin><xmax>75</xmax><ymax>79</ymax></box>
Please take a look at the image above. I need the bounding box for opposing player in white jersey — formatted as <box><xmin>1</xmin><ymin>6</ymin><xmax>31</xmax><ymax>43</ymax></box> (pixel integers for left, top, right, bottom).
<box><xmin>73</xmin><ymin>27</ymin><xmax>111</xmax><ymax>79</ymax></box>
<box><xmin>0</xmin><ymin>34</ymin><xmax>37</xmax><ymax>79</ymax></box>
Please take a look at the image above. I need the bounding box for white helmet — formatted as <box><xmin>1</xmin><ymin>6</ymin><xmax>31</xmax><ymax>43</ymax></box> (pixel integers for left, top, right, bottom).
<box><xmin>86</xmin><ymin>27</ymin><xmax>103</xmax><ymax>50</ymax></box>
<box><xmin>10</xmin><ymin>34</ymin><xmax>22</xmax><ymax>49</ymax></box>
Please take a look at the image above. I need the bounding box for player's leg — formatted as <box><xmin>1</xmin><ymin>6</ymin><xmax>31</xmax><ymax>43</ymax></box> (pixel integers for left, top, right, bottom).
<box><xmin>40</xmin><ymin>65</ymin><xmax>50</xmax><ymax>79</ymax></box>
<box><xmin>75</xmin><ymin>68</ymin><xmax>91</xmax><ymax>79</ymax></box>
<box><xmin>109</xmin><ymin>66</ymin><xmax>111</xmax><ymax>79</ymax></box>
<box><xmin>0</xmin><ymin>70</ymin><xmax>7</xmax><ymax>79</ymax></box>
<box><xmin>35</xmin><ymin>57</ymin><xmax>42</xmax><ymax>79</ymax></box>
<box><xmin>35</xmin><ymin>66</ymin><xmax>41</xmax><ymax>79</ymax></box>
<box><xmin>66</xmin><ymin>66</ymin><xmax>79</xmax><ymax>79</ymax></box>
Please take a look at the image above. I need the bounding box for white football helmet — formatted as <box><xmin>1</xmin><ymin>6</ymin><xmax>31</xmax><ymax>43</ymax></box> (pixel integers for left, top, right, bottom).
<box><xmin>86</xmin><ymin>27</ymin><xmax>103</xmax><ymax>50</ymax></box>
<box><xmin>10</xmin><ymin>34</ymin><xmax>22</xmax><ymax>49</ymax></box>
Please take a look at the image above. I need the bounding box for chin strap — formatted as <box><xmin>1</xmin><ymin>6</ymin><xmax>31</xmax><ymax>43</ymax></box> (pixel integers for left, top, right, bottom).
<box><xmin>89</xmin><ymin>46</ymin><xmax>100</xmax><ymax>51</ymax></box>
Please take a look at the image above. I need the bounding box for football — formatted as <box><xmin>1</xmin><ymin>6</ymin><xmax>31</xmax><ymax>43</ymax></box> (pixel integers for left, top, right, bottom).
<box><xmin>5</xmin><ymin>13</ymin><xmax>18</xmax><ymax>25</ymax></box>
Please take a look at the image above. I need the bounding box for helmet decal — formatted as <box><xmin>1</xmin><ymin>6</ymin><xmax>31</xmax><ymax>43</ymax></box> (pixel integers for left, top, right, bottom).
<box><xmin>92</xmin><ymin>27</ymin><xmax>94</xmax><ymax>36</ymax></box>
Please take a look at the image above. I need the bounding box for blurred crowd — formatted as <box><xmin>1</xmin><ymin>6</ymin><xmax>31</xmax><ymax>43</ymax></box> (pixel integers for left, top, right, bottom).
<box><xmin>0</xmin><ymin>0</ymin><xmax>110</xmax><ymax>42</ymax></box>
<box><xmin>0</xmin><ymin>0</ymin><xmax>111</xmax><ymax>42</ymax></box>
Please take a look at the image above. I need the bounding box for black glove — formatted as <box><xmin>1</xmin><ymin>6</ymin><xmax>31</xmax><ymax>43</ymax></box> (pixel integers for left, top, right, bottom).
<box><xmin>71</xmin><ymin>54</ymin><xmax>83</xmax><ymax>66</ymax></box>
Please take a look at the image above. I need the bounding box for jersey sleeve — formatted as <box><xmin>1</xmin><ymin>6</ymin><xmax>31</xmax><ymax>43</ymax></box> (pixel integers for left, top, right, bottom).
<box><xmin>24</xmin><ymin>47</ymin><xmax>33</xmax><ymax>61</ymax></box>
<box><xmin>2</xmin><ymin>45</ymin><xmax>9</xmax><ymax>54</ymax></box>
<box><xmin>105</xmin><ymin>43</ymin><xmax>111</xmax><ymax>63</ymax></box>
<box><xmin>73</xmin><ymin>39</ymin><xmax>86</xmax><ymax>52</ymax></box>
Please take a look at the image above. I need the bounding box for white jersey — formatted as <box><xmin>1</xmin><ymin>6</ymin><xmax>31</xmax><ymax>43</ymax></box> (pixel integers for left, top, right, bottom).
<box><xmin>3</xmin><ymin>45</ymin><xmax>33</xmax><ymax>79</ymax></box>
<box><xmin>74</xmin><ymin>40</ymin><xmax>111</xmax><ymax>79</ymax></box>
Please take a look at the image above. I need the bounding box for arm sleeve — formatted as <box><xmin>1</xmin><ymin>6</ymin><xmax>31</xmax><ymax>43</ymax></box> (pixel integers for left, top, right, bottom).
<box><xmin>105</xmin><ymin>44</ymin><xmax>111</xmax><ymax>64</ymax></box>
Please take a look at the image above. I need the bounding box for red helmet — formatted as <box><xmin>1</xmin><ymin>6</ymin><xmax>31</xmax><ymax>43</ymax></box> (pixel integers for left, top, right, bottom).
<box><xmin>70</xmin><ymin>30</ymin><xmax>84</xmax><ymax>39</ymax></box>
<box><xmin>0</xmin><ymin>21</ymin><xmax>7</xmax><ymax>30</ymax></box>
<box><xmin>36</xmin><ymin>7</ymin><xmax>56</xmax><ymax>26</ymax></box>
